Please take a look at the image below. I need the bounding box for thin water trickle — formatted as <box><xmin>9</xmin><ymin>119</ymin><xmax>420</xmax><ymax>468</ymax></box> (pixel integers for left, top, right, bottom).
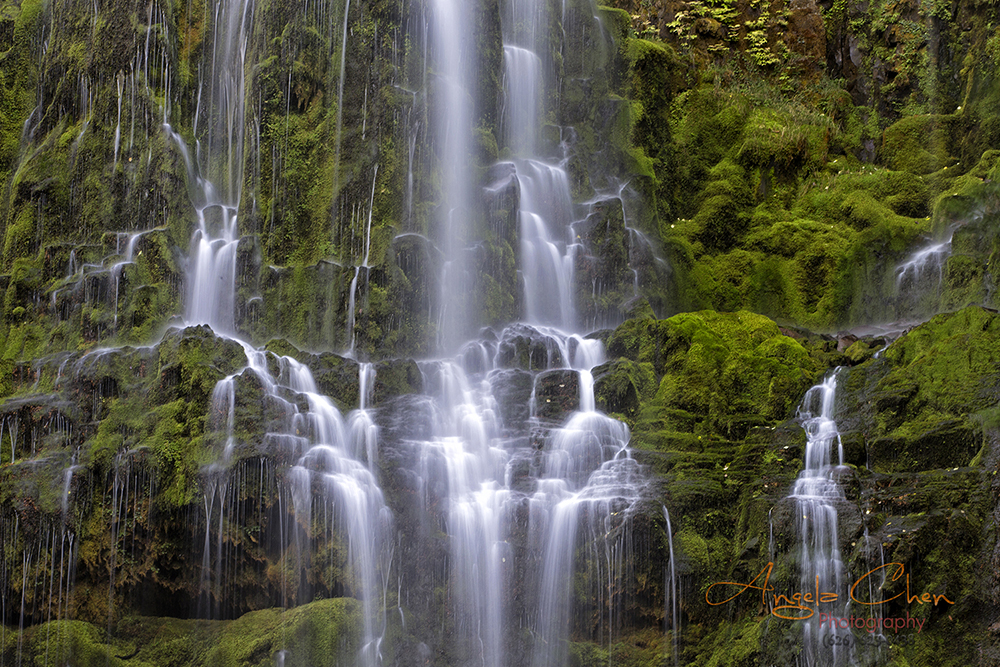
<box><xmin>895</xmin><ymin>229</ymin><xmax>956</xmax><ymax>292</ymax></box>
<box><xmin>346</xmin><ymin>165</ymin><xmax>380</xmax><ymax>354</ymax></box>
<box><xmin>790</xmin><ymin>370</ymin><xmax>852</xmax><ymax>667</ymax></box>
<box><xmin>332</xmin><ymin>0</ymin><xmax>352</xmax><ymax>202</ymax></box>
<box><xmin>664</xmin><ymin>506</ymin><xmax>680</xmax><ymax>667</ymax></box>
<box><xmin>113</xmin><ymin>72</ymin><xmax>123</xmax><ymax>169</ymax></box>
<box><xmin>893</xmin><ymin>215</ymin><xmax>980</xmax><ymax>320</ymax></box>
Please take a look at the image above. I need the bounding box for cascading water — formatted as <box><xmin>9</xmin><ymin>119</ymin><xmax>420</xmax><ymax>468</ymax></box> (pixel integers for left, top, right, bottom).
<box><xmin>405</xmin><ymin>326</ymin><xmax>642</xmax><ymax>667</ymax></box>
<box><xmin>789</xmin><ymin>370</ymin><xmax>852</xmax><ymax>667</ymax></box>
<box><xmin>175</xmin><ymin>1</ymin><xmax>392</xmax><ymax>664</ymax></box>
<box><xmin>2</xmin><ymin>0</ymin><xmax>654</xmax><ymax>665</ymax></box>
<box><xmin>387</xmin><ymin>0</ymin><xmax>651</xmax><ymax>662</ymax></box>
<box><xmin>430</xmin><ymin>0</ymin><xmax>475</xmax><ymax>352</ymax></box>
<box><xmin>498</xmin><ymin>0</ymin><xmax>581</xmax><ymax>332</ymax></box>
<box><xmin>517</xmin><ymin>161</ymin><xmax>579</xmax><ymax>329</ymax></box>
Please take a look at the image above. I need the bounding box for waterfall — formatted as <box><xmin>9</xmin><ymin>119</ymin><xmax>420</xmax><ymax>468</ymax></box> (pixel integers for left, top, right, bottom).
<box><xmin>430</xmin><ymin>0</ymin><xmax>475</xmax><ymax>352</ymax></box>
<box><xmin>501</xmin><ymin>46</ymin><xmax>541</xmax><ymax>155</ymax></box>
<box><xmin>664</xmin><ymin>506</ymin><xmax>679</xmax><ymax>667</ymax></box>
<box><xmin>171</xmin><ymin>0</ymin><xmax>646</xmax><ymax>662</ymax></box>
<box><xmin>498</xmin><ymin>0</ymin><xmax>582</xmax><ymax>332</ymax></box>
<box><xmin>177</xmin><ymin>0</ymin><xmax>391</xmax><ymax>663</ymax></box>
<box><xmin>183</xmin><ymin>0</ymin><xmax>254</xmax><ymax>334</ymax></box>
<box><xmin>790</xmin><ymin>370</ymin><xmax>852</xmax><ymax>667</ymax></box>
<box><xmin>1</xmin><ymin>0</ymin><xmax>652</xmax><ymax>664</ymax></box>
<box><xmin>517</xmin><ymin>160</ymin><xmax>579</xmax><ymax>329</ymax></box>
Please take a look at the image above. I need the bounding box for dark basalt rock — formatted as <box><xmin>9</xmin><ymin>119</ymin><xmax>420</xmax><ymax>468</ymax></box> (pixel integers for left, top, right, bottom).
<box><xmin>490</xmin><ymin>368</ymin><xmax>534</xmax><ymax>433</ymax></box>
<box><xmin>495</xmin><ymin>323</ymin><xmax>566</xmax><ymax>370</ymax></box>
<box><xmin>532</xmin><ymin>369</ymin><xmax>579</xmax><ymax>423</ymax></box>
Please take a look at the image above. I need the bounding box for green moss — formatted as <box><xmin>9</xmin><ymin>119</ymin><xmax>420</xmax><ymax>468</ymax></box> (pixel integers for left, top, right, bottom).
<box><xmin>607</xmin><ymin>310</ymin><xmax>828</xmax><ymax>440</ymax></box>
<box><xmin>2</xmin><ymin>206</ymin><xmax>37</xmax><ymax>267</ymax></box>
<box><xmin>880</xmin><ymin>306</ymin><xmax>1000</xmax><ymax>413</ymax></box>
<box><xmin>736</xmin><ymin>108</ymin><xmax>830</xmax><ymax>174</ymax></box>
<box><xmin>0</xmin><ymin>0</ymin><xmax>43</xmax><ymax>184</ymax></box>
<box><xmin>15</xmin><ymin>620</ymin><xmax>125</xmax><ymax>667</ymax></box>
<box><xmin>200</xmin><ymin>599</ymin><xmax>360</xmax><ymax>667</ymax></box>
<box><xmin>882</xmin><ymin>115</ymin><xmax>959</xmax><ymax>175</ymax></box>
<box><xmin>2</xmin><ymin>599</ymin><xmax>361</xmax><ymax>667</ymax></box>
<box><xmin>694</xmin><ymin>617</ymin><xmax>763</xmax><ymax>667</ymax></box>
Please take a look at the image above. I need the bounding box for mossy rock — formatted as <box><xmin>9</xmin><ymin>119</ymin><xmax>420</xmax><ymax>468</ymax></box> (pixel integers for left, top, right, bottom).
<box><xmin>197</xmin><ymin>598</ymin><xmax>361</xmax><ymax>667</ymax></box>
<box><xmin>372</xmin><ymin>358</ymin><xmax>423</xmax><ymax>406</ymax></box>
<box><xmin>3</xmin><ymin>598</ymin><xmax>361</xmax><ymax>667</ymax></box>
<box><xmin>607</xmin><ymin>310</ymin><xmax>828</xmax><ymax>439</ymax></box>
<box><xmin>882</xmin><ymin>115</ymin><xmax>959</xmax><ymax>175</ymax></box>
<box><xmin>878</xmin><ymin>306</ymin><xmax>1000</xmax><ymax>412</ymax></box>
<box><xmin>593</xmin><ymin>358</ymin><xmax>656</xmax><ymax>425</ymax></box>
<box><xmin>834</xmin><ymin>306</ymin><xmax>1000</xmax><ymax>475</ymax></box>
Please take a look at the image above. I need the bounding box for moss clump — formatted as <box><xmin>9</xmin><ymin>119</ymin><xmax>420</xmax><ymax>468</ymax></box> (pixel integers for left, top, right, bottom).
<box><xmin>593</xmin><ymin>359</ymin><xmax>657</xmax><ymax>425</ymax></box>
<box><xmin>882</xmin><ymin>115</ymin><xmax>960</xmax><ymax>175</ymax></box>
<box><xmin>838</xmin><ymin>306</ymin><xmax>1000</xmax><ymax>472</ymax></box>
<box><xmin>607</xmin><ymin>310</ymin><xmax>836</xmax><ymax>441</ymax></box>
<box><xmin>2</xmin><ymin>599</ymin><xmax>361</xmax><ymax>667</ymax></box>
<box><xmin>11</xmin><ymin>619</ymin><xmax>126</xmax><ymax>667</ymax></box>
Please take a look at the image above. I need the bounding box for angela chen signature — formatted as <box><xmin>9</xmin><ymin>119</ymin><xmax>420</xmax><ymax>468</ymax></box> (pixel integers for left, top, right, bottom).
<box><xmin>706</xmin><ymin>562</ymin><xmax>954</xmax><ymax>620</ymax></box>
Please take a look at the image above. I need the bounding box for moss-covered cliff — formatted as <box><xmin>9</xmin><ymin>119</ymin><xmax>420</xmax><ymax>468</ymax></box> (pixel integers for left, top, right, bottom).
<box><xmin>3</xmin><ymin>0</ymin><xmax>1000</xmax><ymax>665</ymax></box>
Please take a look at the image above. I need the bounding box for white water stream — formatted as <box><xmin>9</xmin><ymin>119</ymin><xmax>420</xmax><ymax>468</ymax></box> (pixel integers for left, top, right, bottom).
<box><xmin>789</xmin><ymin>371</ymin><xmax>852</xmax><ymax>667</ymax></box>
<box><xmin>4</xmin><ymin>1</ymin><xmax>651</xmax><ymax>666</ymax></box>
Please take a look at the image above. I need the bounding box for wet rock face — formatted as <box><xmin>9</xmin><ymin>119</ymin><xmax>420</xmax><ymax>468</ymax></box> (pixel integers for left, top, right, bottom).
<box><xmin>495</xmin><ymin>323</ymin><xmax>567</xmax><ymax>370</ymax></box>
<box><xmin>573</xmin><ymin>197</ymin><xmax>640</xmax><ymax>329</ymax></box>
<box><xmin>490</xmin><ymin>368</ymin><xmax>534</xmax><ymax>433</ymax></box>
<box><xmin>532</xmin><ymin>369</ymin><xmax>579</xmax><ymax>423</ymax></box>
<box><xmin>3</xmin><ymin>0</ymin><xmax>1000</xmax><ymax>659</ymax></box>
